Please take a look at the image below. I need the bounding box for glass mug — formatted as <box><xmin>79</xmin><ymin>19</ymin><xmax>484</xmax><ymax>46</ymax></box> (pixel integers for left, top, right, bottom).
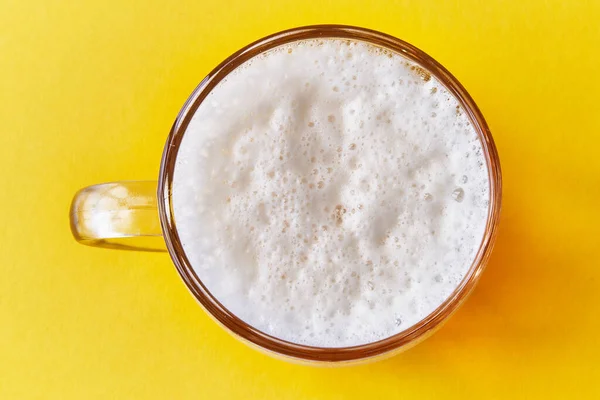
<box><xmin>70</xmin><ymin>25</ymin><xmax>502</xmax><ymax>364</ymax></box>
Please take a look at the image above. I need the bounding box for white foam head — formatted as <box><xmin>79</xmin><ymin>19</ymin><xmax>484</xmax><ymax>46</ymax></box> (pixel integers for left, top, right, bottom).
<box><xmin>172</xmin><ymin>38</ymin><xmax>490</xmax><ymax>347</ymax></box>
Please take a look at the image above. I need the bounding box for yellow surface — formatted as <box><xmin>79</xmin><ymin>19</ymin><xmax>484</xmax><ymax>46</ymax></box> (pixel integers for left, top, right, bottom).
<box><xmin>2</xmin><ymin>0</ymin><xmax>600</xmax><ymax>398</ymax></box>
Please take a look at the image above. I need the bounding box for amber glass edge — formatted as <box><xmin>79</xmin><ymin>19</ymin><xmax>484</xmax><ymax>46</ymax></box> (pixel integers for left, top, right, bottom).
<box><xmin>157</xmin><ymin>24</ymin><xmax>502</xmax><ymax>363</ymax></box>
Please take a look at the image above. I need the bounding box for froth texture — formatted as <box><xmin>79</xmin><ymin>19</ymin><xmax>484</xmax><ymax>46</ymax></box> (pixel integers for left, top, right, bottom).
<box><xmin>172</xmin><ymin>39</ymin><xmax>490</xmax><ymax>347</ymax></box>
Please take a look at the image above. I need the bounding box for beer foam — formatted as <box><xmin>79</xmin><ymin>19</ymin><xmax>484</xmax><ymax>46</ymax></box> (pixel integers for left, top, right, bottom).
<box><xmin>172</xmin><ymin>39</ymin><xmax>490</xmax><ymax>347</ymax></box>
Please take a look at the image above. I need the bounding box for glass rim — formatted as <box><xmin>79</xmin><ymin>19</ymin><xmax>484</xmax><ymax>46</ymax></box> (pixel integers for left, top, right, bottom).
<box><xmin>157</xmin><ymin>24</ymin><xmax>502</xmax><ymax>363</ymax></box>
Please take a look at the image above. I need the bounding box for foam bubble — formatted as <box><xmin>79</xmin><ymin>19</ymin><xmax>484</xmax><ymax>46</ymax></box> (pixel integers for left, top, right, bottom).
<box><xmin>172</xmin><ymin>38</ymin><xmax>490</xmax><ymax>347</ymax></box>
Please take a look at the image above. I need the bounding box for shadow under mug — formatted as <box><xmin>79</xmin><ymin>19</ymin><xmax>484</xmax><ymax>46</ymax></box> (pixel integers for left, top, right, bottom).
<box><xmin>70</xmin><ymin>25</ymin><xmax>502</xmax><ymax>364</ymax></box>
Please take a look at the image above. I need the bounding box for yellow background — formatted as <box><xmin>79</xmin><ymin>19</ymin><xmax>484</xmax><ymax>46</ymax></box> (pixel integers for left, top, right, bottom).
<box><xmin>2</xmin><ymin>0</ymin><xmax>600</xmax><ymax>398</ymax></box>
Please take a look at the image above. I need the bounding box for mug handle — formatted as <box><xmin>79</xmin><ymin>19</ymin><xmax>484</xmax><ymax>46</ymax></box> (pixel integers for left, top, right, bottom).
<box><xmin>69</xmin><ymin>181</ymin><xmax>166</xmax><ymax>252</ymax></box>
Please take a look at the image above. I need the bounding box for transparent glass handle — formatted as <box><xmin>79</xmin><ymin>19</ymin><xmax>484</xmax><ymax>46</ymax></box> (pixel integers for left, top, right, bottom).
<box><xmin>69</xmin><ymin>181</ymin><xmax>166</xmax><ymax>252</ymax></box>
